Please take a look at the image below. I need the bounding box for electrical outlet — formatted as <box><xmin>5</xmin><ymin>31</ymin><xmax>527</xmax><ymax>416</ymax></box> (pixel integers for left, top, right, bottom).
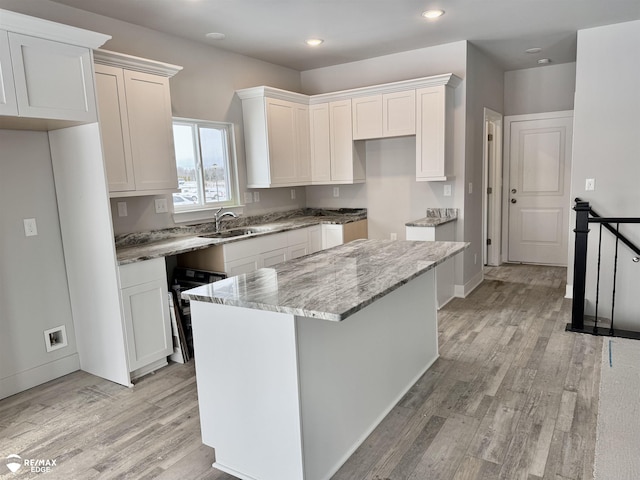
<box><xmin>390</xmin><ymin>233</ymin><xmax>397</xmax><ymax>240</ymax></box>
<box><xmin>244</xmin><ymin>192</ymin><xmax>253</xmax><ymax>204</ymax></box>
<box><xmin>117</xmin><ymin>201</ymin><xmax>128</xmax><ymax>217</ymax></box>
<box><xmin>585</xmin><ymin>178</ymin><xmax>595</xmax><ymax>191</ymax></box>
<box><xmin>444</xmin><ymin>184</ymin><xmax>452</xmax><ymax>196</ymax></box>
<box><xmin>253</xmin><ymin>191</ymin><xmax>260</xmax><ymax>203</ymax></box>
<box><xmin>23</xmin><ymin>218</ymin><xmax>38</xmax><ymax>237</ymax></box>
<box><xmin>468</xmin><ymin>182</ymin><xmax>473</xmax><ymax>194</ymax></box>
<box><xmin>291</xmin><ymin>189</ymin><xmax>296</xmax><ymax>200</ymax></box>
<box><xmin>333</xmin><ymin>187</ymin><xmax>340</xmax><ymax>198</ymax></box>
<box><xmin>474</xmin><ymin>253</ymin><xmax>477</xmax><ymax>265</ymax></box>
<box><xmin>155</xmin><ymin>198</ymin><xmax>168</xmax><ymax>214</ymax></box>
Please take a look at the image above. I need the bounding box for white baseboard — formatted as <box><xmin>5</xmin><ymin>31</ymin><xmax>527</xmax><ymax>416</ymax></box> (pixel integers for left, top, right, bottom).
<box><xmin>565</xmin><ymin>285</ymin><xmax>573</xmax><ymax>299</ymax></box>
<box><xmin>0</xmin><ymin>354</ymin><xmax>80</xmax><ymax>400</ymax></box>
<box><xmin>454</xmin><ymin>270</ymin><xmax>484</xmax><ymax>298</ymax></box>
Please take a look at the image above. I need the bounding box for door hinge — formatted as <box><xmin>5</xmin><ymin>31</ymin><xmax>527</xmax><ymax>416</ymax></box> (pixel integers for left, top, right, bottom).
<box><xmin>487</xmin><ymin>187</ymin><xmax>492</xmax><ymax>194</ymax></box>
<box><xmin>488</xmin><ymin>133</ymin><xmax>494</xmax><ymax>141</ymax></box>
<box><xmin>487</xmin><ymin>238</ymin><xmax>492</xmax><ymax>246</ymax></box>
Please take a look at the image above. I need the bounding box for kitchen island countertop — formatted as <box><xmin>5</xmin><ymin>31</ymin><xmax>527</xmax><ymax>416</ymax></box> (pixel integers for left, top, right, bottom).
<box><xmin>182</xmin><ymin>239</ymin><xmax>468</xmax><ymax>321</ymax></box>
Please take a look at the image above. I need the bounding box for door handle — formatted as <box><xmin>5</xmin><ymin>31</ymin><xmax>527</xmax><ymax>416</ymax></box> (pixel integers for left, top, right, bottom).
<box><xmin>511</xmin><ymin>198</ymin><xmax>517</xmax><ymax>204</ymax></box>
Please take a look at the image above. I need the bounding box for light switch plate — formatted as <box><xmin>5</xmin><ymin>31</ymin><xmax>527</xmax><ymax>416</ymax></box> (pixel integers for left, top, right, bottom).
<box><xmin>155</xmin><ymin>198</ymin><xmax>168</xmax><ymax>213</ymax></box>
<box><xmin>24</xmin><ymin>218</ymin><xmax>38</xmax><ymax>237</ymax></box>
<box><xmin>444</xmin><ymin>184</ymin><xmax>452</xmax><ymax>197</ymax></box>
<box><xmin>468</xmin><ymin>182</ymin><xmax>473</xmax><ymax>194</ymax></box>
<box><xmin>333</xmin><ymin>187</ymin><xmax>340</xmax><ymax>198</ymax></box>
<box><xmin>585</xmin><ymin>178</ymin><xmax>595</xmax><ymax>191</ymax></box>
<box><xmin>117</xmin><ymin>201</ymin><xmax>128</xmax><ymax>217</ymax></box>
<box><xmin>244</xmin><ymin>192</ymin><xmax>253</xmax><ymax>204</ymax></box>
<box><xmin>291</xmin><ymin>189</ymin><xmax>296</xmax><ymax>200</ymax></box>
<box><xmin>253</xmin><ymin>191</ymin><xmax>260</xmax><ymax>203</ymax></box>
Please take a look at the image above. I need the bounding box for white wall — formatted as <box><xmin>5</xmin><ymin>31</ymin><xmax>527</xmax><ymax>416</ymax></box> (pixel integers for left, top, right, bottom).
<box><xmin>463</xmin><ymin>44</ymin><xmax>504</xmax><ymax>289</ymax></box>
<box><xmin>504</xmin><ymin>63</ymin><xmax>576</xmax><ymax>116</ymax></box>
<box><xmin>569</xmin><ymin>20</ymin><xmax>640</xmax><ymax>330</ymax></box>
<box><xmin>0</xmin><ymin>130</ymin><xmax>79</xmax><ymax>398</ymax></box>
<box><xmin>0</xmin><ymin>0</ymin><xmax>307</xmax><ymax>235</ymax></box>
<box><xmin>301</xmin><ymin>42</ymin><xmax>471</xmax><ymax>286</ymax></box>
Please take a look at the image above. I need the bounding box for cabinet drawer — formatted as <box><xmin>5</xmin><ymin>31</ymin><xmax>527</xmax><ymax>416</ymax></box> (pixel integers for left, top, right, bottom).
<box><xmin>286</xmin><ymin>227</ymin><xmax>309</xmax><ymax>246</ymax></box>
<box><xmin>119</xmin><ymin>257</ymin><xmax>166</xmax><ymax>289</ymax></box>
<box><xmin>223</xmin><ymin>231</ymin><xmax>288</xmax><ymax>261</ymax></box>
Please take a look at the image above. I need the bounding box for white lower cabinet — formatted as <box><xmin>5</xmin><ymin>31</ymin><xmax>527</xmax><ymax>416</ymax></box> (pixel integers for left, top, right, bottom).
<box><xmin>177</xmin><ymin>225</ymin><xmax>355</xmax><ymax>274</ymax></box>
<box><xmin>406</xmin><ymin>222</ymin><xmax>455</xmax><ymax>308</ymax></box>
<box><xmin>118</xmin><ymin>257</ymin><xmax>172</xmax><ymax>378</ymax></box>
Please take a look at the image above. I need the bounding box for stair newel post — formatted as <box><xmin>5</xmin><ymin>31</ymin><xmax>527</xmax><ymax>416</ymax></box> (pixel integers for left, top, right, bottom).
<box><xmin>571</xmin><ymin>201</ymin><xmax>591</xmax><ymax>330</ymax></box>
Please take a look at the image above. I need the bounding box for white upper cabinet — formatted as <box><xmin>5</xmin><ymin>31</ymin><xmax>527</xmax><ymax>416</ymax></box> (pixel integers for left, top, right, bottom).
<box><xmin>329</xmin><ymin>100</ymin><xmax>365</xmax><ymax>183</ymax></box>
<box><xmin>0</xmin><ymin>30</ymin><xmax>17</xmax><ymax>116</ymax></box>
<box><xmin>94</xmin><ymin>50</ymin><xmax>182</xmax><ymax>196</ymax></box>
<box><xmin>0</xmin><ymin>10</ymin><xmax>110</xmax><ymax>125</ymax></box>
<box><xmin>237</xmin><ymin>87</ymin><xmax>311</xmax><ymax>188</ymax></box>
<box><xmin>352</xmin><ymin>90</ymin><xmax>415</xmax><ymax>140</ymax></box>
<box><xmin>309</xmin><ymin>100</ymin><xmax>365</xmax><ymax>185</ymax></box>
<box><xmin>383</xmin><ymin>90</ymin><xmax>415</xmax><ymax>137</ymax></box>
<box><xmin>416</xmin><ymin>83</ymin><xmax>456</xmax><ymax>181</ymax></box>
<box><xmin>352</xmin><ymin>95</ymin><xmax>382</xmax><ymax>140</ymax></box>
<box><xmin>309</xmin><ymin>103</ymin><xmax>332</xmax><ymax>183</ymax></box>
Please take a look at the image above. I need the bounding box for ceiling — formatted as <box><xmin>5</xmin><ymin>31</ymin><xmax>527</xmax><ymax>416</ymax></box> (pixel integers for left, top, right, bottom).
<box><xmin>47</xmin><ymin>0</ymin><xmax>640</xmax><ymax>72</ymax></box>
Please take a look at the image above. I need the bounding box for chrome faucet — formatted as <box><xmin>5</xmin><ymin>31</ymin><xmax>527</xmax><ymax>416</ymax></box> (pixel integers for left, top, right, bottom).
<box><xmin>214</xmin><ymin>207</ymin><xmax>238</xmax><ymax>232</ymax></box>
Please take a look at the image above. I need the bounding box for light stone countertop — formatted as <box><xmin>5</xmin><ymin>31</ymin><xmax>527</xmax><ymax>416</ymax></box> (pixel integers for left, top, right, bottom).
<box><xmin>115</xmin><ymin>208</ymin><xmax>366</xmax><ymax>265</ymax></box>
<box><xmin>405</xmin><ymin>208</ymin><xmax>458</xmax><ymax>227</ymax></box>
<box><xmin>181</xmin><ymin>239</ymin><xmax>468</xmax><ymax>321</ymax></box>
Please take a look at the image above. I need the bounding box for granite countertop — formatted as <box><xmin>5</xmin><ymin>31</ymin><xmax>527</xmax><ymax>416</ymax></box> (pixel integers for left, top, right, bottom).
<box><xmin>406</xmin><ymin>208</ymin><xmax>458</xmax><ymax>227</ymax></box>
<box><xmin>181</xmin><ymin>239</ymin><xmax>468</xmax><ymax>321</ymax></box>
<box><xmin>116</xmin><ymin>208</ymin><xmax>366</xmax><ymax>265</ymax></box>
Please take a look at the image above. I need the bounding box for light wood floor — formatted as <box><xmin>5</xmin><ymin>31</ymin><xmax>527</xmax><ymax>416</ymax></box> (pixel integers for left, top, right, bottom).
<box><xmin>0</xmin><ymin>265</ymin><xmax>602</xmax><ymax>480</ymax></box>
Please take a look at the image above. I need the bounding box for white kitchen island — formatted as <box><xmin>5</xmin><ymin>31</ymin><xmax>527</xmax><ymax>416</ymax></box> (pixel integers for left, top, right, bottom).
<box><xmin>182</xmin><ymin>239</ymin><xmax>467</xmax><ymax>480</ymax></box>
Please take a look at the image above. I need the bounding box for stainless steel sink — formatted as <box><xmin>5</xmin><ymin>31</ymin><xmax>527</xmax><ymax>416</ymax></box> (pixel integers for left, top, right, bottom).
<box><xmin>199</xmin><ymin>227</ymin><xmax>267</xmax><ymax>239</ymax></box>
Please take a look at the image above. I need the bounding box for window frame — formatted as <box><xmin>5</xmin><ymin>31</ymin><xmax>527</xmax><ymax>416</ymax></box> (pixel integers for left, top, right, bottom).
<box><xmin>171</xmin><ymin>117</ymin><xmax>240</xmax><ymax>215</ymax></box>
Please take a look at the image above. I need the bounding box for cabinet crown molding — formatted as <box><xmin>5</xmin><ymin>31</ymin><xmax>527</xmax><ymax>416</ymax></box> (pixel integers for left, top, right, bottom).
<box><xmin>236</xmin><ymin>86</ymin><xmax>310</xmax><ymax>104</ymax></box>
<box><xmin>0</xmin><ymin>8</ymin><xmax>111</xmax><ymax>48</ymax></box>
<box><xmin>236</xmin><ymin>73</ymin><xmax>461</xmax><ymax>105</ymax></box>
<box><xmin>94</xmin><ymin>49</ymin><xmax>183</xmax><ymax>77</ymax></box>
<box><xmin>309</xmin><ymin>74</ymin><xmax>462</xmax><ymax>104</ymax></box>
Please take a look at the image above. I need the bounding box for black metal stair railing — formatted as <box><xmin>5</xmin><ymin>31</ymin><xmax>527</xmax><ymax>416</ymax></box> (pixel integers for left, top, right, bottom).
<box><xmin>567</xmin><ymin>198</ymin><xmax>640</xmax><ymax>339</ymax></box>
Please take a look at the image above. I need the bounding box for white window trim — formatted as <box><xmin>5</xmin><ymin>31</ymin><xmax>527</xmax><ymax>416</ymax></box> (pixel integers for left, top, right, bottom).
<box><xmin>171</xmin><ymin>117</ymin><xmax>241</xmax><ymax>223</ymax></box>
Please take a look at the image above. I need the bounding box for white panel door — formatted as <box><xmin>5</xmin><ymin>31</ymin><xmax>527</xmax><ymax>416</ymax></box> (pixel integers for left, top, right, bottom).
<box><xmin>507</xmin><ymin>114</ymin><xmax>573</xmax><ymax>265</ymax></box>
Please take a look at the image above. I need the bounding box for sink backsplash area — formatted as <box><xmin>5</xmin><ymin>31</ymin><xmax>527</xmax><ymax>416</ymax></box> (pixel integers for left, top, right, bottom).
<box><xmin>114</xmin><ymin>208</ymin><xmax>366</xmax><ymax>248</ymax></box>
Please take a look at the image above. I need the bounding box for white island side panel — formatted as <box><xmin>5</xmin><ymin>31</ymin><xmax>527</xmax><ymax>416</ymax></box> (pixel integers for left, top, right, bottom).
<box><xmin>190</xmin><ymin>301</ymin><xmax>304</xmax><ymax>480</ymax></box>
<box><xmin>296</xmin><ymin>270</ymin><xmax>438</xmax><ymax>480</ymax></box>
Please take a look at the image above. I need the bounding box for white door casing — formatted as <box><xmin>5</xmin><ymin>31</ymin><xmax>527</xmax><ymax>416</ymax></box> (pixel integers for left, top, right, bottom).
<box><xmin>504</xmin><ymin>111</ymin><xmax>573</xmax><ymax>265</ymax></box>
<box><xmin>483</xmin><ymin>108</ymin><xmax>503</xmax><ymax>266</ymax></box>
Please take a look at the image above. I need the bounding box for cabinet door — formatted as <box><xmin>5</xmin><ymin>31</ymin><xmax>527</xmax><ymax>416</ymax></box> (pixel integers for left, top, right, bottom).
<box><xmin>225</xmin><ymin>256</ymin><xmax>260</xmax><ymax>276</ymax></box>
<box><xmin>8</xmin><ymin>33</ymin><xmax>96</xmax><ymax>122</ymax></box>
<box><xmin>383</xmin><ymin>90</ymin><xmax>415</xmax><ymax>137</ymax></box>
<box><xmin>287</xmin><ymin>243</ymin><xmax>309</xmax><ymax>260</ymax></box>
<box><xmin>261</xmin><ymin>247</ymin><xmax>288</xmax><ymax>268</ymax></box>
<box><xmin>295</xmin><ymin>103</ymin><xmax>311</xmax><ymax>183</ymax></box>
<box><xmin>322</xmin><ymin>224</ymin><xmax>344</xmax><ymax>249</ymax></box>
<box><xmin>121</xmin><ymin>279</ymin><xmax>173</xmax><ymax>372</ymax></box>
<box><xmin>266</xmin><ymin>97</ymin><xmax>298</xmax><ymax>185</ymax></box>
<box><xmin>0</xmin><ymin>30</ymin><xmax>18</xmax><ymax>116</ymax></box>
<box><xmin>95</xmin><ymin>64</ymin><xmax>135</xmax><ymax>192</ymax></box>
<box><xmin>352</xmin><ymin>95</ymin><xmax>382</xmax><ymax>140</ymax></box>
<box><xmin>329</xmin><ymin>100</ymin><xmax>355</xmax><ymax>182</ymax></box>
<box><xmin>309</xmin><ymin>103</ymin><xmax>331</xmax><ymax>183</ymax></box>
<box><xmin>416</xmin><ymin>86</ymin><xmax>447</xmax><ymax>180</ymax></box>
<box><xmin>123</xmin><ymin>70</ymin><xmax>178</xmax><ymax>191</ymax></box>
<box><xmin>307</xmin><ymin>226</ymin><xmax>322</xmax><ymax>253</ymax></box>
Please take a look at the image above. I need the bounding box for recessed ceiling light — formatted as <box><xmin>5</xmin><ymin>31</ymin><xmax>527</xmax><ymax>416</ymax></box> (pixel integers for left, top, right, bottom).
<box><xmin>525</xmin><ymin>47</ymin><xmax>542</xmax><ymax>54</ymax></box>
<box><xmin>206</xmin><ymin>32</ymin><xmax>226</xmax><ymax>40</ymax></box>
<box><xmin>422</xmin><ymin>9</ymin><xmax>445</xmax><ymax>19</ymax></box>
<box><xmin>538</xmin><ymin>58</ymin><xmax>551</xmax><ymax>64</ymax></box>
<box><xmin>305</xmin><ymin>38</ymin><xmax>324</xmax><ymax>47</ymax></box>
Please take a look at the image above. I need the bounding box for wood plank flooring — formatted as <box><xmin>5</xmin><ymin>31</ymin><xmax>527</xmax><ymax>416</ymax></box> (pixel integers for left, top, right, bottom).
<box><xmin>0</xmin><ymin>265</ymin><xmax>602</xmax><ymax>480</ymax></box>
